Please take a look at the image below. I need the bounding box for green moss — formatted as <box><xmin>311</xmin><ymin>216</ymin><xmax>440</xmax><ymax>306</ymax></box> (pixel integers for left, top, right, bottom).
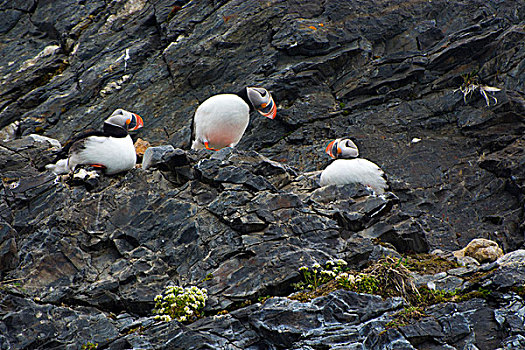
<box><xmin>416</xmin><ymin>286</ymin><xmax>456</xmax><ymax>307</ymax></box>
<box><xmin>465</xmin><ymin>269</ymin><xmax>497</xmax><ymax>286</ymax></box>
<box><xmin>403</xmin><ymin>254</ymin><xmax>459</xmax><ymax>275</ymax></box>
<box><xmin>81</xmin><ymin>343</ymin><xmax>98</xmax><ymax>350</ymax></box>
<box><xmin>455</xmin><ymin>287</ymin><xmax>491</xmax><ymax>302</ymax></box>
<box><xmin>511</xmin><ymin>285</ymin><xmax>525</xmax><ymax>298</ymax></box>
<box><xmin>416</xmin><ymin>286</ymin><xmax>492</xmax><ymax>307</ymax></box>
<box><xmin>289</xmin><ymin>279</ymin><xmax>341</xmax><ymax>302</ymax></box>
<box><xmin>385</xmin><ymin>306</ymin><xmax>428</xmax><ymax>329</ymax></box>
<box><xmin>0</xmin><ymin>281</ymin><xmax>26</xmax><ymax>294</ymax></box>
<box><xmin>257</xmin><ymin>295</ymin><xmax>271</xmax><ymax>303</ymax></box>
<box><xmin>125</xmin><ymin>326</ymin><xmax>145</xmax><ymax>335</ymax></box>
<box><xmin>201</xmin><ymin>273</ymin><xmax>213</xmax><ymax>282</ymax></box>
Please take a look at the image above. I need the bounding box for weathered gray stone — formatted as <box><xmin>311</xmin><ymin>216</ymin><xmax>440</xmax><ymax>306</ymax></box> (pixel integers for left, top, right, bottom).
<box><xmin>497</xmin><ymin>249</ymin><xmax>525</xmax><ymax>267</ymax></box>
<box><xmin>141</xmin><ymin>145</ymin><xmax>176</xmax><ymax>170</ymax></box>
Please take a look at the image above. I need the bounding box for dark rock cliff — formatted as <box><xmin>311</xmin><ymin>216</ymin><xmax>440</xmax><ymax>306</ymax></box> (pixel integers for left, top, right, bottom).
<box><xmin>0</xmin><ymin>0</ymin><xmax>524</xmax><ymax>349</ymax></box>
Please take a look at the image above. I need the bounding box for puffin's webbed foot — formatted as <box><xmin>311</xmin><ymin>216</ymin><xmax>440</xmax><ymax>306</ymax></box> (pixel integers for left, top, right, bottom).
<box><xmin>204</xmin><ymin>141</ymin><xmax>220</xmax><ymax>151</ymax></box>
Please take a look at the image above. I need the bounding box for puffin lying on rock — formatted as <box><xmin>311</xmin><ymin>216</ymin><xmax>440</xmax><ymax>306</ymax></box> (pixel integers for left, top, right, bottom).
<box><xmin>320</xmin><ymin>138</ymin><xmax>388</xmax><ymax>195</ymax></box>
<box><xmin>46</xmin><ymin>109</ymin><xmax>144</xmax><ymax>175</ymax></box>
<box><xmin>191</xmin><ymin>87</ymin><xmax>277</xmax><ymax>150</ymax></box>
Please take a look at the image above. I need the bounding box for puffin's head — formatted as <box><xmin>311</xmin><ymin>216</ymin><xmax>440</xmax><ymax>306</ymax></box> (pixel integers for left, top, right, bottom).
<box><xmin>105</xmin><ymin>109</ymin><xmax>144</xmax><ymax>131</ymax></box>
<box><xmin>325</xmin><ymin>138</ymin><xmax>359</xmax><ymax>159</ymax></box>
<box><xmin>246</xmin><ymin>87</ymin><xmax>277</xmax><ymax>119</ymax></box>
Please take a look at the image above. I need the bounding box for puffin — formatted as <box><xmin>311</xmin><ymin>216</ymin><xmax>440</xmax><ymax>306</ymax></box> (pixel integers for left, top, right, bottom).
<box><xmin>46</xmin><ymin>109</ymin><xmax>144</xmax><ymax>175</ymax></box>
<box><xmin>320</xmin><ymin>138</ymin><xmax>388</xmax><ymax>194</ymax></box>
<box><xmin>191</xmin><ymin>86</ymin><xmax>277</xmax><ymax>150</ymax></box>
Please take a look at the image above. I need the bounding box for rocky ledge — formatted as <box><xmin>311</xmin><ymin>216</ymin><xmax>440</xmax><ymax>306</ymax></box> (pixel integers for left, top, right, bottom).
<box><xmin>1</xmin><ymin>141</ymin><xmax>524</xmax><ymax>349</ymax></box>
<box><xmin>1</xmin><ymin>0</ymin><xmax>524</xmax><ymax>349</ymax></box>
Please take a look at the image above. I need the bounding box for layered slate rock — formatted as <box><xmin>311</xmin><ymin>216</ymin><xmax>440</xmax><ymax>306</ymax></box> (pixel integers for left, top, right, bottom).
<box><xmin>1</xmin><ymin>0</ymin><xmax>524</xmax><ymax>349</ymax></box>
<box><xmin>1</xmin><ymin>137</ymin><xmax>524</xmax><ymax>349</ymax></box>
<box><xmin>2</xmin><ymin>0</ymin><xmax>522</xmax><ymax>253</ymax></box>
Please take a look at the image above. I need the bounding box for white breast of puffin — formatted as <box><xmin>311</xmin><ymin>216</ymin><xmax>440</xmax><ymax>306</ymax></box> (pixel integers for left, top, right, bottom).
<box><xmin>69</xmin><ymin>135</ymin><xmax>136</xmax><ymax>175</ymax></box>
<box><xmin>194</xmin><ymin>94</ymin><xmax>250</xmax><ymax>149</ymax></box>
<box><xmin>320</xmin><ymin>158</ymin><xmax>387</xmax><ymax>193</ymax></box>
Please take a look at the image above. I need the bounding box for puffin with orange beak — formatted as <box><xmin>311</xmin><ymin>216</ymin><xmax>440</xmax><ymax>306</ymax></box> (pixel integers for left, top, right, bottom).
<box><xmin>46</xmin><ymin>109</ymin><xmax>144</xmax><ymax>175</ymax></box>
<box><xmin>191</xmin><ymin>86</ymin><xmax>277</xmax><ymax>150</ymax></box>
<box><xmin>320</xmin><ymin>138</ymin><xmax>388</xmax><ymax>195</ymax></box>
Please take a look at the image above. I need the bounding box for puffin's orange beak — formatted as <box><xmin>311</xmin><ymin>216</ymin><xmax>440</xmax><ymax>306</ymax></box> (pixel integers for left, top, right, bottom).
<box><xmin>259</xmin><ymin>96</ymin><xmax>277</xmax><ymax>119</ymax></box>
<box><xmin>129</xmin><ymin>113</ymin><xmax>144</xmax><ymax>131</ymax></box>
<box><xmin>325</xmin><ymin>140</ymin><xmax>337</xmax><ymax>158</ymax></box>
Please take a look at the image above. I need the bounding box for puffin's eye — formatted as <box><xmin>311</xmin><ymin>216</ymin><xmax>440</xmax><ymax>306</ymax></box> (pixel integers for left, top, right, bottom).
<box><xmin>332</xmin><ymin>142</ymin><xmax>339</xmax><ymax>158</ymax></box>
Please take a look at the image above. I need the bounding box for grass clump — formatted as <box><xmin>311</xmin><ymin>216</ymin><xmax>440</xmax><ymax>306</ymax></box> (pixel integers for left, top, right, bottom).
<box><xmin>454</xmin><ymin>70</ymin><xmax>501</xmax><ymax>106</ymax></box>
<box><xmin>365</xmin><ymin>256</ymin><xmax>420</xmax><ymax>301</ymax></box>
<box><xmin>292</xmin><ymin>256</ymin><xmax>419</xmax><ymax>302</ymax></box>
<box><xmin>153</xmin><ymin>285</ymin><xmax>207</xmax><ymax>323</ymax></box>
<box><xmin>290</xmin><ymin>255</ymin><xmax>498</xmax><ymax>330</ymax></box>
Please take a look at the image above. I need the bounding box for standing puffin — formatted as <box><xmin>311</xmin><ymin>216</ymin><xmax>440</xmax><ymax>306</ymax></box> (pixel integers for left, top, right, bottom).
<box><xmin>320</xmin><ymin>138</ymin><xmax>388</xmax><ymax>194</ymax></box>
<box><xmin>46</xmin><ymin>109</ymin><xmax>144</xmax><ymax>175</ymax></box>
<box><xmin>191</xmin><ymin>87</ymin><xmax>277</xmax><ymax>150</ymax></box>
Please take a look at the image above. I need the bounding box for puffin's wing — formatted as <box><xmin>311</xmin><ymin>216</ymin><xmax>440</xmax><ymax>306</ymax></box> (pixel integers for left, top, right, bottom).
<box><xmin>52</xmin><ymin>129</ymin><xmax>107</xmax><ymax>160</ymax></box>
<box><xmin>320</xmin><ymin>159</ymin><xmax>388</xmax><ymax>194</ymax></box>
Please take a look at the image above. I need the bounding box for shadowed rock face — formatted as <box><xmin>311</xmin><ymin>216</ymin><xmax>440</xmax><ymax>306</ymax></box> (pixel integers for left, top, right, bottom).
<box><xmin>0</xmin><ymin>0</ymin><xmax>524</xmax><ymax>349</ymax></box>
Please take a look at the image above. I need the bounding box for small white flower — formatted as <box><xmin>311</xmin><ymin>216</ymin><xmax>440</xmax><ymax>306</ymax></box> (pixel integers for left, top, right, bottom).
<box><xmin>336</xmin><ymin>272</ymin><xmax>348</xmax><ymax>280</ymax></box>
<box><xmin>312</xmin><ymin>263</ymin><xmax>321</xmax><ymax>269</ymax></box>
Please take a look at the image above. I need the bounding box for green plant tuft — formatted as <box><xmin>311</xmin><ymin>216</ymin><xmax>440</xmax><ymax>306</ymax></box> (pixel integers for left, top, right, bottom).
<box><xmin>337</xmin><ymin>273</ymin><xmax>380</xmax><ymax>294</ymax></box>
<box><xmin>455</xmin><ymin>70</ymin><xmax>501</xmax><ymax>106</ymax></box>
<box><xmin>81</xmin><ymin>342</ymin><xmax>98</xmax><ymax>350</ymax></box>
<box><xmin>153</xmin><ymin>285</ymin><xmax>207</xmax><ymax>323</ymax></box>
<box><xmin>202</xmin><ymin>273</ymin><xmax>213</xmax><ymax>282</ymax></box>
<box><xmin>511</xmin><ymin>285</ymin><xmax>525</xmax><ymax>298</ymax></box>
<box><xmin>293</xmin><ymin>259</ymin><xmax>348</xmax><ymax>291</ymax></box>
<box><xmin>258</xmin><ymin>295</ymin><xmax>271</xmax><ymax>303</ymax></box>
